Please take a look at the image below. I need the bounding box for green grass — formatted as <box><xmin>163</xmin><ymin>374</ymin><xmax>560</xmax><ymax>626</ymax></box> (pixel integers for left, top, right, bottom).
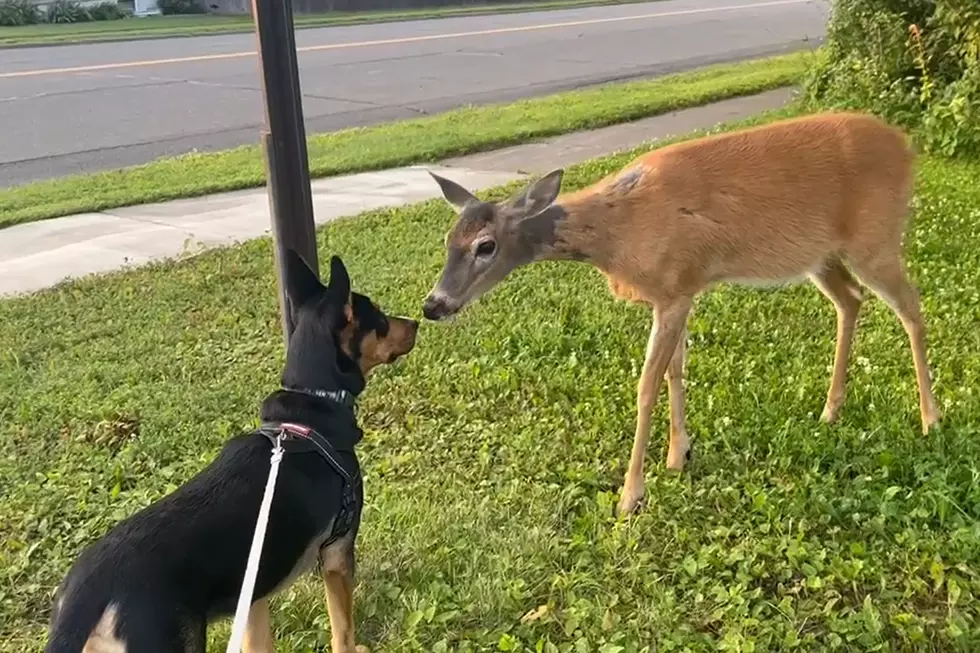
<box><xmin>0</xmin><ymin>0</ymin><xmax>655</xmax><ymax>48</ymax></box>
<box><xmin>2</xmin><ymin>109</ymin><xmax>980</xmax><ymax>652</ymax></box>
<box><xmin>0</xmin><ymin>52</ymin><xmax>808</xmax><ymax>230</ymax></box>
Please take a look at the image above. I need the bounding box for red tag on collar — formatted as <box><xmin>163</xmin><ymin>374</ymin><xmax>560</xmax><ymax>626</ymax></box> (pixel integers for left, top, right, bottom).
<box><xmin>279</xmin><ymin>422</ymin><xmax>313</xmax><ymax>437</ymax></box>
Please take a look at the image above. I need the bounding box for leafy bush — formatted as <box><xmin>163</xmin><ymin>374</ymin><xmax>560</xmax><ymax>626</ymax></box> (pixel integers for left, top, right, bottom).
<box><xmin>0</xmin><ymin>0</ymin><xmax>129</xmax><ymax>24</ymax></box>
<box><xmin>88</xmin><ymin>1</ymin><xmax>129</xmax><ymax>19</ymax></box>
<box><xmin>0</xmin><ymin>0</ymin><xmax>41</xmax><ymax>25</ymax></box>
<box><xmin>805</xmin><ymin>0</ymin><xmax>980</xmax><ymax>158</ymax></box>
<box><xmin>157</xmin><ymin>0</ymin><xmax>204</xmax><ymax>14</ymax></box>
<box><xmin>45</xmin><ymin>0</ymin><xmax>91</xmax><ymax>23</ymax></box>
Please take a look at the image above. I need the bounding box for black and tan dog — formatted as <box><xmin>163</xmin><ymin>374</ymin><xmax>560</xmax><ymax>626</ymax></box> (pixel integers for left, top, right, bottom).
<box><xmin>44</xmin><ymin>251</ymin><xmax>418</xmax><ymax>653</ymax></box>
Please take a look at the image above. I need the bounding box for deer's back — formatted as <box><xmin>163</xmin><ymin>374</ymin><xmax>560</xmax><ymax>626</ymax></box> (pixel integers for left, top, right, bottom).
<box><xmin>603</xmin><ymin>112</ymin><xmax>915</xmax><ymax>292</ymax></box>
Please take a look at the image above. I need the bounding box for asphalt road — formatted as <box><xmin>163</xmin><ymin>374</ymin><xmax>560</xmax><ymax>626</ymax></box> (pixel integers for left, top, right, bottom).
<box><xmin>0</xmin><ymin>0</ymin><xmax>828</xmax><ymax>187</ymax></box>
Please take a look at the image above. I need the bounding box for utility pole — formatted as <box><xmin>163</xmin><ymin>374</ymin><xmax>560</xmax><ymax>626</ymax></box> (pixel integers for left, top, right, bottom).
<box><xmin>250</xmin><ymin>0</ymin><xmax>318</xmax><ymax>346</ymax></box>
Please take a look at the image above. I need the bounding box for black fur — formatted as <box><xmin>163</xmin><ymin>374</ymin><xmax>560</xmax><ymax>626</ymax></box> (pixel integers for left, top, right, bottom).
<box><xmin>44</xmin><ymin>251</ymin><xmax>393</xmax><ymax>653</ymax></box>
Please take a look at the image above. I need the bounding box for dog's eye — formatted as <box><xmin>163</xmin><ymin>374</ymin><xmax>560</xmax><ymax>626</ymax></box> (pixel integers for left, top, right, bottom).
<box><xmin>475</xmin><ymin>240</ymin><xmax>496</xmax><ymax>258</ymax></box>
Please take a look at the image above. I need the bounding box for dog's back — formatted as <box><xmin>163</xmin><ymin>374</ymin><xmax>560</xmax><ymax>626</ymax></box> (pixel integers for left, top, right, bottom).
<box><xmin>43</xmin><ymin>434</ymin><xmax>257</xmax><ymax>653</ymax></box>
<box><xmin>44</xmin><ymin>432</ymin><xmax>348</xmax><ymax>653</ymax></box>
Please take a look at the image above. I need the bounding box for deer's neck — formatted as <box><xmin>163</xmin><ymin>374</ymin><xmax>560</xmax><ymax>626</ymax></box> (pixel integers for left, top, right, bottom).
<box><xmin>526</xmin><ymin>188</ymin><xmax>616</xmax><ymax>266</ymax></box>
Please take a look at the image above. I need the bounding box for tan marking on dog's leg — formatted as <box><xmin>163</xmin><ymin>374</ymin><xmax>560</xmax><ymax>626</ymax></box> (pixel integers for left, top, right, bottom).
<box><xmin>664</xmin><ymin>327</ymin><xmax>690</xmax><ymax>469</ymax></box>
<box><xmin>82</xmin><ymin>603</ymin><xmax>127</xmax><ymax>653</ymax></box>
<box><xmin>618</xmin><ymin>298</ymin><xmax>692</xmax><ymax>517</ymax></box>
<box><xmin>242</xmin><ymin>598</ymin><xmax>275</xmax><ymax>653</ymax></box>
<box><xmin>809</xmin><ymin>258</ymin><xmax>863</xmax><ymax>424</ymax></box>
<box><xmin>321</xmin><ymin>536</ymin><xmax>369</xmax><ymax>653</ymax></box>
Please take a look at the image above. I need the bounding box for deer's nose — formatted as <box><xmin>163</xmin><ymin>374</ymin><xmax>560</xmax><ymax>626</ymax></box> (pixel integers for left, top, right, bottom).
<box><xmin>422</xmin><ymin>294</ymin><xmax>449</xmax><ymax>321</ymax></box>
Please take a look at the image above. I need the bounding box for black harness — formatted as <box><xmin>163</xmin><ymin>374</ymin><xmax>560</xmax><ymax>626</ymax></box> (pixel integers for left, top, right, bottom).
<box><xmin>256</xmin><ymin>418</ymin><xmax>361</xmax><ymax>546</ymax></box>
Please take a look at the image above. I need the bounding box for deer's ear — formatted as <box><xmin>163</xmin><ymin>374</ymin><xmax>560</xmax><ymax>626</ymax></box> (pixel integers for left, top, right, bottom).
<box><xmin>429</xmin><ymin>171</ymin><xmax>479</xmax><ymax>211</ymax></box>
<box><xmin>508</xmin><ymin>169</ymin><xmax>563</xmax><ymax>216</ymax></box>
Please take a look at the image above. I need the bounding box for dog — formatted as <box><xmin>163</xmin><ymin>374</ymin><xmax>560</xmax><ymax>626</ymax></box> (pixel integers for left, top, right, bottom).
<box><xmin>44</xmin><ymin>250</ymin><xmax>418</xmax><ymax>653</ymax></box>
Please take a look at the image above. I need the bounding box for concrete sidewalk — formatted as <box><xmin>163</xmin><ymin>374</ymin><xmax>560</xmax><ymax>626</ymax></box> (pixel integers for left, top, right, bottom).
<box><xmin>0</xmin><ymin>88</ymin><xmax>794</xmax><ymax>297</ymax></box>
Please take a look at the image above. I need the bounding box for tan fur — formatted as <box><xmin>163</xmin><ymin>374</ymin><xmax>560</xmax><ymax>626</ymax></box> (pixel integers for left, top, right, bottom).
<box><xmin>338</xmin><ymin>298</ymin><xmax>418</xmax><ymax>376</ymax></box>
<box><xmin>235</xmin><ymin>536</ymin><xmax>372</xmax><ymax>653</ymax></box>
<box><xmin>550</xmin><ymin>113</ymin><xmax>916</xmax><ymax>293</ymax></box>
<box><xmin>82</xmin><ymin>604</ymin><xmax>126</xmax><ymax>653</ymax></box>
<box><xmin>320</xmin><ymin>534</ymin><xmax>370</xmax><ymax>653</ymax></box>
<box><xmin>243</xmin><ymin>599</ymin><xmax>275</xmax><ymax>653</ymax></box>
<box><xmin>430</xmin><ymin>111</ymin><xmax>941</xmax><ymax>518</ymax></box>
<box><xmin>543</xmin><ymin>112</ymin><xmax>941</xmax><ymax>515</ymax></box>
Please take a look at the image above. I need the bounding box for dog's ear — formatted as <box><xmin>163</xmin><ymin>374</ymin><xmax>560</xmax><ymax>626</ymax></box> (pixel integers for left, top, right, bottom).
<box><xmin>283</xmin><ymin>248</ymin><xmax>325</xmax><ymax>309</ymax></box>
<box><xmin>327</xmin><ymin>256</ymin><xmax>351</xmax><ymax>301</ymax></box>
<box><xmin>326</xmin><ymin>255</ymin><xmax>354</xmax><ymax>323</ymax></box>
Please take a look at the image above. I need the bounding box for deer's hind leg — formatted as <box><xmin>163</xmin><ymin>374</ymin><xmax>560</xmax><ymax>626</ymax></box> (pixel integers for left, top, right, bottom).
<box><xmin>665</xmin><ymin>326</ymin><xmax>690</xmax><ymax>470</ymax></box>
<box><xmin>846</xmin><ymin>250</ymin><xmax>940</xmax><ymax>433</ymax></box>
<box><xmin>809</xmin><ymin>257</ymin><xmax>864</xmax><ymax>424</ymax></box>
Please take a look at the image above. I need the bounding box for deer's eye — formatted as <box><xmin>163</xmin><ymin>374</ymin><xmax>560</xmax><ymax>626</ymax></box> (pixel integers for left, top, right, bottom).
<box><xmin>475</xmin><ymin>240</ymin><xmax>497</xmax><ymax>258</ymax></box>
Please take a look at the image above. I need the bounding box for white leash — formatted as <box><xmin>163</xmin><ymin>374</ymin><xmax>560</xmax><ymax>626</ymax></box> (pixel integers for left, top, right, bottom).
<box><xmin>225</xmin><ymin>433</ymin><xmax>285</xmax><ymax>653</ymax></box>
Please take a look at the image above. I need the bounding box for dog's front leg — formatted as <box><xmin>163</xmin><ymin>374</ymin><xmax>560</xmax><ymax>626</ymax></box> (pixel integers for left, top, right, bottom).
<box><xmin>242</xmin><ymin>598</ymin><xmax>275</xmax><ymax>653</ymax></box>
<box><xmin>320</xmin><ymin>534</ymin><xmax>369</xmax><ymax>653</ymax></box>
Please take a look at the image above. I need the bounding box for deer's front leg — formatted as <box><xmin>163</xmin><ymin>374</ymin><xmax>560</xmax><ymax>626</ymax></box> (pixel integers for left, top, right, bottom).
<box><xmin>618</xmin><ymin>298</ymin><xmax>692</xmax><ymax>517</ymax></box>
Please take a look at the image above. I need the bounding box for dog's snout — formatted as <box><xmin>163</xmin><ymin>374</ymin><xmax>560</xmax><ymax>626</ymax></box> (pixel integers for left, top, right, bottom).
<box><xmin>407</xmin><ymin>318</ymin><xmax>420</xmax><ymax>332</ymax></box>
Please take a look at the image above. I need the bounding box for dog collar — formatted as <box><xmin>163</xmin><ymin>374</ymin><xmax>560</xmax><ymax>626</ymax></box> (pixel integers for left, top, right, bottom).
<box><xmin>284</xmin><ymin>386</ymin><xmax>356</xmax><ymax>410</ymax></box>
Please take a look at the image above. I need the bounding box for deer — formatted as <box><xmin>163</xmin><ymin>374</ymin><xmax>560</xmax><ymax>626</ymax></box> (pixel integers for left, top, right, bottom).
<box><xmin>420</xmin><ymin>111</ymin><xmax>941</xmax><ymax>517</ymax></box>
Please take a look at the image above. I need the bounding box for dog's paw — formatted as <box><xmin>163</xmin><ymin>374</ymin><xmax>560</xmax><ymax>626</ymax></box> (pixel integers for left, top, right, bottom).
<box><xmin>355</xmin><ymin>645</ymin><xmax>371</xmax><ymax>653</ymax></box>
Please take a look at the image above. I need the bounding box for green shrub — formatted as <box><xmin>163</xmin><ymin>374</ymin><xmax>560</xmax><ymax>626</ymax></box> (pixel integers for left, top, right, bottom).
<box><xmin>88</xmin><ymin>1</ymin><xmax>129</xmax><ymax>20</ymax></box>
<box><xmin>45</xmin><ymin>0</ymin><xmax>91</xmax><ymax>23</ymax></box>
<box><xmin>805</xmin><ymin>0</ymin><xmax>980</xmax><ymax>158</ymax></box>
<box><xmin>0</xmin><ymin>0</ymin><xmax>41</xmax><ymax>25</ymax></box>
<box><xmin>157</xmin><ymin>0</ymin><xmax>204</xmax><ymax>14</ymax></box>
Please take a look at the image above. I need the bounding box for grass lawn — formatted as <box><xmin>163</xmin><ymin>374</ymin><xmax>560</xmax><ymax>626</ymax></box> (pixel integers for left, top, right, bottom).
<box><xmin>2</xmin><ymin>108</ymin><xmax>980</xmax><ymax>652</ymax></box>
<box><xmin>0</xmin><ymin>0</ymin><xmax>655</xmax><ymax>48</ymax></box>
<box><xmin>0</xmin><ymin>52</ymin><xmax>809</xmax><ymax>230</ymax></box>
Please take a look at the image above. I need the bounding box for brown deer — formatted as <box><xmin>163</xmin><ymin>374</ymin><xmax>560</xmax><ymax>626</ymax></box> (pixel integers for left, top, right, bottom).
<box><xmin>421</xmin><ymin>111</ymin><xmax>941</xmax><ymax>517</ymax></box>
